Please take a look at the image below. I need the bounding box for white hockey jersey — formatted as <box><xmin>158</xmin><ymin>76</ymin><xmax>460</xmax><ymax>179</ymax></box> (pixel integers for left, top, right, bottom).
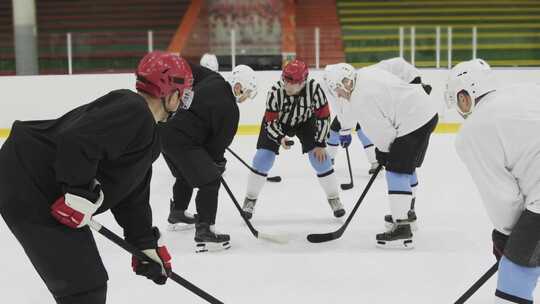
<box><xmin>327</xmin><ymin>58</ymin><xmax>429</xmax><ymax>139</ymax></box>
<box><xmin>455</xmin><ymin>83</ymin><xmax>540</xmax><ymax>235</ymax></box>
<box><xmin>345</xmin><ymin>65</ymin><xmax>438</xmax><ymax>152</ymax></box>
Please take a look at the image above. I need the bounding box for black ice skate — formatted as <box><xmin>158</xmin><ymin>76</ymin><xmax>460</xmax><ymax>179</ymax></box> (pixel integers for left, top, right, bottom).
<box><xmin>194</xmin><ymin>223</ymin><xmax>231</xmax><ymax>253</ymax></box>
<box><xmin>167</xmin><ymin>200</ymin><xmax>198</xmax><ymax>231</ymax></box>
<box><xmin>384</xmin><ymin>198</ymin><xmax>418</xmax><ymax>231</ymax></box>
<box><xmin>242</xmin><ymin>197</ymin><xmax>257</xmax><ymax>220</ymax></box>
<box><xmin>328</xmin><ymin>197</ymin><xmax>346</xmax><ymax>218</ymax></box>
<box><xmin>376</xmin><ymin>220</ymin><xmax>414</xmax><ymax>249</ymax></box>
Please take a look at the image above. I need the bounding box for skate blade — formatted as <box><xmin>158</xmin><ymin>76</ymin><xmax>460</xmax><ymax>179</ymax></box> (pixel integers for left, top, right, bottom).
<box><xmin>167</xmin><ymin>222</ymin><xmax>195</xmax><ymax>232</ymax></box>
<box><xmin>376</xmin><ymin>238</ymin><xmax>414</xmax><ymax>249</ymax></box>
<box><xmin>195</xmin><ymin>241</ymin><xmax>231</xmax><ymax>253</ymax></box>
<box><xmin>384</xmin><ymin>222</ymin><xmax>418</xmax><ymax>232</ymax></box>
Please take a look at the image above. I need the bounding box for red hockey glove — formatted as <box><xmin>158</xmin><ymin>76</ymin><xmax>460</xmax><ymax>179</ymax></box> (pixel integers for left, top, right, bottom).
<box><xmin>51</xmin><ymin>181</ymin><xmax>104</xmax><ymax>228</ymax></box>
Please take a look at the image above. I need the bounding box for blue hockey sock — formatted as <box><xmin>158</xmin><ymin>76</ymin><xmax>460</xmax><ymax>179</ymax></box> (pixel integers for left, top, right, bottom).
<box><xmin>496</xmin><ymin>256</ymin><xmax>540</xmax><ymax>303</ymax></box>
<box><xmin>356</xmin><ymin>127</ymin><xmax>373</xmax><ymax>148</ymax></box>
<box><xmin>252</xmin><ymin>149</ymin><xmax>276</xmax><ymax>175</ymax></box>
<box><xmin>308</xmin><ymin>149</ymin><xmax>333</xmax><ymax>176</ymax></box>
<box><xmin>327</xmin><ymin>130</ymin><xmax>339</xmax><ymax>146</ymax></box>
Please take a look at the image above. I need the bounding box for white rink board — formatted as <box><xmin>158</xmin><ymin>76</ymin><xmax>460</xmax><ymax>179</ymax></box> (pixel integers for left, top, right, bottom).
<box><xmin>0</xmin><ymin>68</ymin><xmax>539</xmax><ymax>129</ymax></box>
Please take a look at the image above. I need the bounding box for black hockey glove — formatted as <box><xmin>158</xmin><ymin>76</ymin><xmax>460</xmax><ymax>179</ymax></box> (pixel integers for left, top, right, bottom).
<box><xmin>375</xmin><ymin>148</ymin><xmax>389</xmax><ymax>166</ymax></box>
<box><xmin>492</xmin><ymin>229</ymin><xmax>508</xmax><ymax>262</ymax></box>
<box><xmin>132</xmin><ymin>227</ymin><xmax>172</xmax><ymax>285</ymax></box>
<box><xmin>215</xmin><ymin>158</ymin><xmax>227</xmax><ymax>175</ymax></box>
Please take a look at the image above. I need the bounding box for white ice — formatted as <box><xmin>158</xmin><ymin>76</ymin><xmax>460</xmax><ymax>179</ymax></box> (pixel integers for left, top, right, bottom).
<box><xmin>1</xmin><ymin>134</ymin><xmax>539</xmax><ymax>303</ymax></box>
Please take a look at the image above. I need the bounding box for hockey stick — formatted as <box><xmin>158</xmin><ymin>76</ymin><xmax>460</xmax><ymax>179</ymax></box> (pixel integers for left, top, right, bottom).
<box><xmin>226</xmin><ymin>147</ymin><xmax>282</xmax><ymax>182</ymax></box>
<box><xmin>88</xmin><ymin>219</ymin><xmax>224</xmax><ymax>304</ymax></box>
<box><xmin>340</xmin><ymin>147</ymin><xmax>354</xmax><ymax>190</ymax></box>
<box><xmin>307</xmin><ymin>165</ymin><xmax>382</xmax><ymax>243</ymax></box>
<box><xmin>220</xmin><ymin>177</ymin><xmax>288</xmax><ymax>244</ymax></box>
<box><xmin>454</xmin><ymin>262</ymin><xmax>499</xmax><ymax>304</ymax></box>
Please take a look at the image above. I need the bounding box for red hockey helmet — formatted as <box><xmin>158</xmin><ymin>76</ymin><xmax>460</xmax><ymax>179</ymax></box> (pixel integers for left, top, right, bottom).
<box><xmin>136</xmin><ymin>51</ymin><xmax>194</xmax><ymax>99</ymax></box>
<box><xmin>282</xmin><ymin>59</ymin><xmax>308</xmax><ymax>95</ymax></box>
<box><xmin>282</xmin><ymin>59</ymin><xmax>308</xmax><ymax>84</ymax></box>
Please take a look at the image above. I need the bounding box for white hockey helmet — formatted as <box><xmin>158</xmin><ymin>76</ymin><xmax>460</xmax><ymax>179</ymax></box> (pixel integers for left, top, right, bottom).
<box><xmin>229</xmin><ymin>64</ymin><xmax>258</xmax><ymax>103</ymax></box>
<box><xmin>324</xmin><ymin>63</ymin><xmax>357</xmax><ymax>98</ymax></box>
<box><xmin>445</xmin><ymin>59</ymin><xmax>495</xmax><ymax>118</ymax></box>
<box><xmin>200</xmin><ymin>53</ymin><xmax>219</xmax><ymax>72</ymax></box>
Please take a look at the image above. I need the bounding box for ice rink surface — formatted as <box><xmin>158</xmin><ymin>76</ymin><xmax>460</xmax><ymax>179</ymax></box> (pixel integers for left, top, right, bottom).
<box><xmin>1</xmin><ymin>134</ymin><xmax>539</xmax><ymax>303</ymax></box>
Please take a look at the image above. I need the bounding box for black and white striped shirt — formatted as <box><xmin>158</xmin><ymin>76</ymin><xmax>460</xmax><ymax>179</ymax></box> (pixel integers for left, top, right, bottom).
<box><xmin>264</xmin><ymin>79</ymin><xmax>331</xmax><ymax>146</ymax></box>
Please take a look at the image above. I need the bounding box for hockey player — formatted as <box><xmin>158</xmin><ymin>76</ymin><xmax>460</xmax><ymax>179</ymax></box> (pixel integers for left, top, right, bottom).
<box><xmin>0</xmin><ymin>51</ymin><xmax>192</xmax><ymax>303</ymax></box>
<box><xmin>200</xmin><ymin>53</ymin><xmax>219</xmax><ymax>72</ymax></box>
<box><xmin>324</xmin><ymin>60</ymin><xmax>438</xmax><ymax>249</ymax></box>
<box><xmin>325</xmin><ymin>58</ymin><xmax>432</xmax><ymax>175</ymax></box>
<box><xmin>447</xmin><ymin>59</ymin><xmax>540</xmax><ymax>304</ymax></box>
<box><xmin>242</xmin><ymin>59</ymin><xmax>344</xmax><ymax>220</ymax></box>
<box><xmin>161</xmin><ymin>63</ymin><xmax>258</xmax><ymax>252</ymax></box>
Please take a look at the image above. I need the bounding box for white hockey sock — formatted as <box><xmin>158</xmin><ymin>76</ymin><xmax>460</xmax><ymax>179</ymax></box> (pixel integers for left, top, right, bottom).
<box><xmin>494</xmin><ymin>296</ymin><xmax>518</xmax><ymax>304</ymax></box>
<box><xmin>246</xmin><ymin>171</ymin><xmax>266</xmax><ymax>200</ymax></box>
<box><xmin>317</xmin><ymin>171</ymin><xmax>339</xmax><ymax>199</ymax></box>
<box><xmin>389</xmin><ymin>193</ymin><xmax>412</xmax><ymax>221</ymax></box>
<box><xmin>411</xmin><ymin>183</ymin><xmax>417</xmax><ymax>208</ymax></box>
<box><xmin>364</xmin><ymin>145</ymin><xmax>377</xmax><ymax>164</ymax></box>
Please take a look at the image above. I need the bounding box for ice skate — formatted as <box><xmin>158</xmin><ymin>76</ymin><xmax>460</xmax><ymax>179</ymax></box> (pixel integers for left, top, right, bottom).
<box><xmin>167</xmin><ymin>200</ymin><xmax>198</xmax><ymax>231</ymax></box>
<box><xmin>242</xmin><ymin>197</ymin><xmax>257</xmax><ymax>220</ymax></box>
<box><xmin>384</xmin><ymin>198</ymin><xmax>417</xmax><ymax>231</ymax></box>
<box><xmin>328</xmin><ymin>197</ymin><xmax>345</xmax><ymax>218</ymax></box>
<box><xmin>195</xmin><ymin>223</ymin><xmax>231</xmax><ymax>253</ymax></box>
<box><xmin>376</xmin><ymin>220</ymin><xmax>414</xmax><ymax>249</ymax></box>
<box><xmin>384</xmin><ymin>209</ymin><xmax>418</xmax><ymax>231</ymax></box>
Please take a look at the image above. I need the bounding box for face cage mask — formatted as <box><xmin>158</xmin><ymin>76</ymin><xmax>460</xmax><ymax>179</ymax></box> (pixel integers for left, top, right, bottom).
<box><xmin>161</xmin><ymin>88</ymin><xmax>194</xmax><ymax>121</ymax></box>
<box><xmin>282</xmin><ymin>78</ymin><xmax>305</xmax><ymax>95</ymax></box>
<box><xmin>179</xmin><ymin>88</ymin><xmax>194</xmax><ymax>110</ymax></box>
<box><xmin>234</xmin><ymin>83</ymin><xmax>258</xmax><ymax>103</ymax></box>
<box><xmin>444</xmin><ymin>88</ymin><xmax>474</xmax><ymax>119</ymax></box>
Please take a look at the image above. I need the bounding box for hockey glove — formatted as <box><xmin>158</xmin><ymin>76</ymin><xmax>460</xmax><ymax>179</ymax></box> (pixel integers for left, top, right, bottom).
<box><xmin>215</xmin><ymin>158</ymin><xmax>227</xmax><ymax>175</ymax></box>
<box><xmin>492</xmin><ymin>229</ymin><xmax>508</xmax><ymax>261</ymax></box>
<box><xmin>132</xmin><ymin>227</ymin><xmax>172</xmax><ymax>285</ymax></box>
<box><xmin>51</xmin><ymin>180</ymin><xmax>104</xmax><ymax>229</ymax></box>
<box><xmin>375</xmin><ymin>148</ymin><xmax>389</xmax><ymax>166</ymax></box>
<box><xmin>339</xmin><ymin>134</ymin><xmax>352</xmax><ymax>148</ymax></box>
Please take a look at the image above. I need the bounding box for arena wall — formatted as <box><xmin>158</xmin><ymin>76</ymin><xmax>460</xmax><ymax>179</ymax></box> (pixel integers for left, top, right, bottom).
<box><xmin>0</xmin><ymin>68</ymin><xmax>538</xmax><ymax>137</ymax></box>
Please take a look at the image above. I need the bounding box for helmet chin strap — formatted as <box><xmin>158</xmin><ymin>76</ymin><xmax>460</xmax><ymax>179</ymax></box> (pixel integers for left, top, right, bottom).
<box><xmin>161</xmin><ymin>96</ymin><xmax>176</xmax><ymax>121</ymax></box>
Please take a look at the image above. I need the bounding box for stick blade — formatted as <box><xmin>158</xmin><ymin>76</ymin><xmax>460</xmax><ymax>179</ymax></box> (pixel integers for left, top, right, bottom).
<box><xmin>340</xmin><ymin>183</ymin><xmax>353</xmax><ymax>190</ymax></box>
<box><xmin>306</xmin><ymin>232</ymin><xmax>340</xmax><ymax>243</ymax></box>
<box><xmin>267</xmin><ymin>176</ymin><xmax>282</xmax><ymax>182</ymax></box>
<box><xmin>257</xmin><ymin>232</ymin><xmax>289</xmax><ymax>244</ymax></box>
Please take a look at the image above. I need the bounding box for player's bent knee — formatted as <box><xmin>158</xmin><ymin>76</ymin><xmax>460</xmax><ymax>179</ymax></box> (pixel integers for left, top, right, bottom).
<box><xmin>308</xmin><ymin>150</ymin><xmax>332</xmax><ymax>175</ymax></box>
<box><xmin>252</xmin><ymin>149</ymin><xmax>276</xmax><ymax>174</ymax></box>
<box><xmin>496</xmin><ymin>256</ymin><xmax>540</xmax><ymax>303</ymax></box>
<box><xmin>385</xmin><ymin>171</ymin><xmax>412</xmax><ymax>193</ymax></box>
<box><xmin>55</xmin><ymin>284</ymin><xmax>107</xmax><ymax>304</ymax></box>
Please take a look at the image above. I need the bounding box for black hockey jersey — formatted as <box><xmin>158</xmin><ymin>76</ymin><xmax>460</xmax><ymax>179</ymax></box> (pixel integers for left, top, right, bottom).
<box><xmin>3</xmin><ymin>89</ymin><xmax>161</xmax><ymax>249</ymax></box>
<box><xmin>160</xmin><ymin>63</ymin><xmax>239</xmax><ymax>162</ymax></box>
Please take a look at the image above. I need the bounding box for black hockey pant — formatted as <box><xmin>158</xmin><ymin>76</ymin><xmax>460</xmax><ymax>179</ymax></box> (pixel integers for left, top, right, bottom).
<box><xmin>0</xmin><ymin>137</ymin><xmax>108</xmax><ymax>303</ymax></box>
